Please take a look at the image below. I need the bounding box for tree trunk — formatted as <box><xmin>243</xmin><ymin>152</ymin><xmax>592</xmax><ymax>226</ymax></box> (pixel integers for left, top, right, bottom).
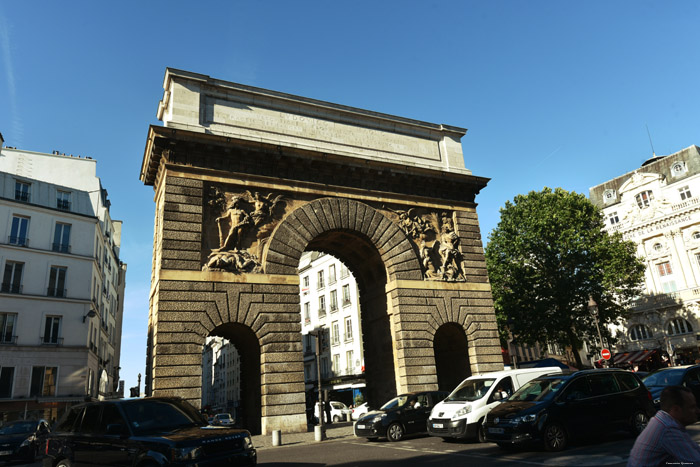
<box><xmin>567</xmin><ymin>328</ymin><xmax>584</xmax><ymax>369</ymax></box>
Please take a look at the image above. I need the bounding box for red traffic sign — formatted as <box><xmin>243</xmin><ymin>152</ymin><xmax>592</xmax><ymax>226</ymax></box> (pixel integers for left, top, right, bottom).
<box><xmin>601</xmin><ymin>349</ymin><xmax>611</xmax><ymax>360</ymax></box>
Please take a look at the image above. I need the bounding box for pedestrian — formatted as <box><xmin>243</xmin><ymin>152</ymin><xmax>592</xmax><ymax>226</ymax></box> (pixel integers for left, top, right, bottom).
<box><xmin>627</xmin><ymin>385</ymin><xmax>700</xmax><ymax>466</ymax></box>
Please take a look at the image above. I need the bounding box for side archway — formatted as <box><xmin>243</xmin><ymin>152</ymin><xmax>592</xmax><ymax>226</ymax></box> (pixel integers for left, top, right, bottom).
<box><xmin>433</xmin><ymin>322</ymin><xmax>471</xmax><ymax>392</ymax></box>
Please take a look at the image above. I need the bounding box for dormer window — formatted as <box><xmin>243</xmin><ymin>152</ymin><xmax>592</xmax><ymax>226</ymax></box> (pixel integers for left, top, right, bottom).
<box><xmin>15</xmin><ymin>181</ymin><xmax>30</xmax><ymax>202</ymax></box>
<box><xmin>636</xmin><ymin>190</ymin><xmax>654</xmax><ymax>209</ymax></box>
<box><xmin>679</xmin><ymin>186</ymin><xmax>692</xmax><ymax>201</ymax></box>
<box><xmin>653</xmin><ymin>243</ymin><xmax>663</xmax><ymax>253</ymax></box>
<box><xmin>603</xmin><ymin>189</ymin><xmax>616</xmax><ymax>204</ymax></box>
<box><xmin>671</xmin><ymin>161</ymin><xmax>687</xmax><ymax>177</ymax></box>
<box><xmin>693</xmin><ymin>232</ymin><xmax>700</xmax><ymax>240</ymax></box>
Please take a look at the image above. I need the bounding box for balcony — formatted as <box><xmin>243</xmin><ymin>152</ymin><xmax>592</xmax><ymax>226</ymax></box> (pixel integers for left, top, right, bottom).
<box><xmin>52</xmin><ymin>243</ymin><xmax>71</xmax><ymax>253</ymax></box>
<box><xmin>0</xmin><ymin>283</ymin><xmax>22</xmax><ymax>294</ymax></box>
<box><xmin>304</xmin><ymin>317</ymin><xmax>311</xmax><ymax>325</ymax></box>
<box><xmin>342</xmin><ymin>299</ymin><xmax>351</xmax><ymax>307</ymax></box>
<box><xmin>47</xmin><ymin>287</ymin><xmax>67</xmax><ymax>298</ymax></box>
<box><xmin>56</xmin><ymin>199</ymin><xmax>71</xmax><ymax>211</ymax></box>
<box><xmin>0</xmin><ymin>335</ymin><xmax>17</xmax><ymax>345</ymax></box>
<box><xmin>331</xmin><ymin>336</ymin><xmax>340</xmax><ymax>346</ymax></box>
<box><xmin>344</xmin><ymin>333</ymin><xmax>353</xmax><ymax>342</ymax></box>
<box><xmin>8</xmin><ymin>236</ymin><xmax>29</xmax><ymax>247</ymax></box>
<box><xmin>41</xmin><ymin>337</ymin><xmax>64</xmax><ymax>346</ymax></box>
<box><xmin>318</xmin><ymin>309</ymin><xmax>327</xmax><ymax>319</ymax></box>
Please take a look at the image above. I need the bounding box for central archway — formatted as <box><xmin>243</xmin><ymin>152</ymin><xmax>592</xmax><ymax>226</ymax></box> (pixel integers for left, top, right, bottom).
<box><xmin>433</xmin><ymin>323</ymin><xmax>471</xmax><ymax>392</ymax></box>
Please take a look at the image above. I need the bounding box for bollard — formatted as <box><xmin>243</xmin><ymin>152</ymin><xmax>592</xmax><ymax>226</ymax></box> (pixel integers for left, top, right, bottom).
<box><xmin>271</xmin><ymin>430</ymin><xmax>281</xmax><ymax>446</ymax></box>
<box><xmin>314</xmin><ymin>425</ymin><xmax>326</xmax><ymax>442</ymax></box>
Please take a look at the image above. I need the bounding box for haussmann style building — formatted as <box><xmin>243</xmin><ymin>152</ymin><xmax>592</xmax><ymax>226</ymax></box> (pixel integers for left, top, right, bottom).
<box><xmin>590</xmin><ymin>145</ymin><xmax>700</xmax><ymax>369</ymax></box>
<box><xmin>0</xmin><ymin>134</ymin><xmax>127</xmax><ymax>421</ymax></box>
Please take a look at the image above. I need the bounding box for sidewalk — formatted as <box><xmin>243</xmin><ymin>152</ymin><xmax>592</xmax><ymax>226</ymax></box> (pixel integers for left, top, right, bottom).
<box><xmin>252</xmin><ymin>422</ymin><xmax>356</xmax><ymax>449</ymax></box>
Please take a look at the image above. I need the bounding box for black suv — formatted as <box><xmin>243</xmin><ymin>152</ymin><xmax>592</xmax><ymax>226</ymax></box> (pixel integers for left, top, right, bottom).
<box><xmin>43</xmin><ymin>397</ymin><xmax>257</xmax><ymax>466</ymax></box>
<box><xmin>483</xmin><ymin>369</ymin><xmax>654</xmax><ymax>451</ymax></box>
<box><xmin>354</xmin><ymin>391</ymin><xmax>448</xmax><ymax>442</ymax></box>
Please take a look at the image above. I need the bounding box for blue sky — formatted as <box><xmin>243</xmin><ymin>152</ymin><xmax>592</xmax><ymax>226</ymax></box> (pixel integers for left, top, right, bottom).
<box><xmin>1</xmin><ymin>1</ymin><xmax>698</xmax><ymax>393</ymax></box>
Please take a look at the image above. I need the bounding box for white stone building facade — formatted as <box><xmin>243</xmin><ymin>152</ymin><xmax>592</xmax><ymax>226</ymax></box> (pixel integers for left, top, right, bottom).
<box><xmin>0</xmin><ymin>140</ymin><xmax>126</xmax><ymax>421</ymax></box>
<box><xmin>590</xmin><ymin>145</ymin><xmax>700</xmax><ymax>366</ymax></box>
<box><xmin>299</xmin><ymin>252</ymin><xmax>365</xmax><ymax>404</ymax></box>
<box><xmin>201</xmin><ymin>336</ymin><xmax>241</xmax><ymax>416</ymax></box>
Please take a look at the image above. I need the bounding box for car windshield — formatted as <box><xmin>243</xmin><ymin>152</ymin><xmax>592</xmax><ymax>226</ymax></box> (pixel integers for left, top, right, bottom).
<box><xmin>0</xmin><ymin>421</ymin><xmax>35</xmax><ymax>435</ymax></box>
<box><xmin>643</xmin><ymin>369</ymin><xmax>685</xmax><ymax>387</ymax></box>
<box><xmin>509</xmin><ymin>378</ymin><xmax>567</xmax><ymax>402</ymax></box>
<box><xmin>122</xmin><ymin>400</ymin><xmax>203</xmax><ymax>435</ymax></box>
<box><xmin>380</xmin><ymin>395</ymin><xmax>411</xmax><ymax>410</ymax></box>
<box><xmin>445</xmin><ymin>378</ymin><xmax>496</xmax><ymax>402</ymax></box>
<box><xmin>216</xmin><ymin>414</ymin><xmax>232</xmax><ymax>420</ymax></box>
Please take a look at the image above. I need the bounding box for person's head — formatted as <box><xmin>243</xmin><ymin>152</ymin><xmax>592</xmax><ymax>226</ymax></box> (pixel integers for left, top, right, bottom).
<box><xmin>660</xmin><ymin>385</ymin><xmax>700</xmax><ymax>426</ymax></box>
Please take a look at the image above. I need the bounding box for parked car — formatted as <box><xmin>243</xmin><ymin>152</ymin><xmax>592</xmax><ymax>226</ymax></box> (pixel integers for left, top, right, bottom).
<box><xmin>0</xmin><ymin>419</ymin><xmax>50</xmax><ymax>463</ymax></box>
<box><xmin>428</xmin><ymin>367</ymin><xmax>563</xmax><ymax>442</ymax></box>
<box><xmin>213</xmin><ymin>413</ymin><xmax>236</xmax><ymax>426</ymax></box>
<box><xmin>354</xmin><ymin>391</ymin><xmax>448</xmax><ymax>442</ymax></box>
<box><xmin>642</xmin><ymin>364</ymin><xmax>700</xmax><ymax>409</ymax></box>
<box><xmin>43</xmin><ymin>397</ymin><xmax>257</xmax><ymax>466</ymax></box>
<box><xmin>314</xmin><ymin>401</ymin><xmax>352</xmax><ymax>422</ymax></box>
<box><xmin>351</xmin><ymin>402</ymin><xmax>370</xmax><ymax>421</ymax></box>
<box><xmin>483</xmin><ymin>369</ymin><xmax>654</xmax><ymax>451</ymax></box>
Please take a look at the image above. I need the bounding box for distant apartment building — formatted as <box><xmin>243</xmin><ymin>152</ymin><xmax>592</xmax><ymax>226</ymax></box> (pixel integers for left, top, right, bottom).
<box><xmin>590</xmin><ymin>145</ymin><xmax>700</xmax><ymax>367</ymax></box>
<box><xmin>299</xmin><ymin>252</ymin><xmax>365</xmax><ymax>406</ymax></box>
<box><xmin>0</xmin><ymin>136</ymin><xmax>126</xmax><ymax>421</ymax></box>
<box><xmin>201</xmin><ymin>336</ymin><xmax>241</xmax><ymax>416</ymax></box>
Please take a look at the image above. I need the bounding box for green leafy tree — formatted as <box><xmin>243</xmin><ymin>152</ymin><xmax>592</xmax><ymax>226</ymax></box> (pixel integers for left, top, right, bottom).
<box><xmin>485</xmin><ymin>187</ymin><xmax>645</xmax><ymax>368</ymax></box>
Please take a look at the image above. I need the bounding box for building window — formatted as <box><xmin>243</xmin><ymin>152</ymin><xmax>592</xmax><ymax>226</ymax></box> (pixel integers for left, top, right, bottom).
<box><xmin>657</xmin><ymin>262</ymin><xmax>673</xmax><ymax>277</ymax></box>
<box><xmin>653</xmin><ymin>243</ymin><xmax>663</xmax><ymax>253</ymax></box>
<box><xmin>332</xmin><ymin>354</ymin><xmax>340</xmax><ymax>373</ymax></box>
<box><xmin>342</xmin><ymin>284</ymin><xmax>351</xmax><ymax>306</ymax></box>
<box><xmin>302</xmin><ymin>275</ymin><xmax>309</xmax><ymax>293</ymax></box>
<box><xmin>48</xmin><ymin>266</ymin><xmax>67</xmax><ymax>297</ymax></box>
<box><xmin>340</xmin><ymin>265</ymin><xmax>349</xmax><ymax>279</ymax></box>
<box><xmin>9</xmin><ymin>215</ymin><xmax>30</xmax><ymax>246</ymax></box>
<box><xmin>0</xmin><ymin>367</ymin><xmax>14</xmax><ymax>398</ymax></box>
<box><xmin>661</xmin><ymin>281</ymin><xmax>678</xmax><ymax>294</ymax></box>
<box><xmin>603</xmin><ymin>189</ymin><xmax>616</xmax><ymax>204</ymax></box>
<box><xmin>318</xmin><ymin>296</ymin><xmax>326</xmax><ymax>318</ymax></box>
<box><xmin>43</xmin><ymin>316</ymin><xmax>62</xmax><ymax>344</ymax></box>
<box><xmin>668</xmin><ymin>318</ymin><xmax>693</xmax><ymax>335</ymax></box>
<box><xmin>330</xmin><ymin>290</ymin><xmax>338</xmax><ymax>311</ymax></box>
<box><xmin>30</xmin><ymin>366</ymin><xmax>57</xmax><ymax>397</ymax></box>
<box><xmin>636</xmin><ymin>190</ymin><xmax>654</xmax><ymax>209</ymax></box>
<box><xmin>317</xmin><ymin>270</ymin><xmax>325</xmax><ymax>290</ymax></box>
<box><xmin>331</xmin><ymin>321</ymin><xmax>340</xmax><ymax>346</ymax></box>
<box><xmin>608</xmin><ymin>212</ymin><xmax>619</xmax><ymax>225</ymax></box>
<box><xmin>2</xmin><ymin>261</ymin><xmax>24</xmax><ymax>294</ymax></box>
<box><xmin>56</xmin><ymin>190</ymin><xmax>71</xmax><ymax>210</ymax></box>
<box><xmin>346</xmin><ymin>350</ymin><xmax>354</xmax><ymax>372</ymax></box>
<box><xmin>629</xmin><ymin>324</ymin><xmax>652</xmax><ymax>341</ymax></box>
<box><xmin>53</xmin><ymin>223</ymin><xmax>71</xmax><ymax>253</ymax></box>
<box><xmin>329</xmin><ymin>265</ymin><xmax>337</xmax><ymax>284</ymax></box>
<box><xmin>0</xmin><ymin>313</ymin><xmax>17</xmax><ymax>344</ymax></box>
<box><xmin>671</xmin><ymin>161</ymin><xmax>687</xmax><ymax>177</ymax></box>
<box><xmin>303</xmin><ymin>302</ymin><xmax>310</xmax><ymax>324</ymax></box>
<box><xmin>694</xmin><ymin>232</ymin><xmax>700</xmax><ymax>241</ymax></box>
<box><xmin>344</xmin><ymin>317</ymin><xmax>353</xmax><ymax>341</ymax></box>
<box><xmin>679</xmin><ymin>186</ymin><xmax>692</xmax><ymax>201</ymax></box>
<box><xmin>15</xmin><ymin>181</ymin><xmax>30</xmax><ymax>202</ymax></box>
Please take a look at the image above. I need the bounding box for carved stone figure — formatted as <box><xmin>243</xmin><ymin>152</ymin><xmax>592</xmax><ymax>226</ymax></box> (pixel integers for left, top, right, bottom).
<box><xmin>386</xmin><ymin>207</ymin><xmax>435</xmax><ymax>239</ymax></box>
<box><xmin>438</xmin><ymin>216</ymin><xmax>464</xmax><ymax>281</ymax></box>
<box><xmin>420</xmin><ymin>241</ymin><xmax>439</xmax><ymax>279</ymax></box>
<box><xmin>204</xmin><ymin>250</ymin><xmax>262</xmax><ymax>274</ymax></box>
<box><xmin>246</xmin><ymin>191</ymin><xmax>285</xmax><ymax>226</ymax></box>
<box><xmin>216</xmin><ymin>197</ymin><xmax>251</xmax><ymax>251</ymax></box>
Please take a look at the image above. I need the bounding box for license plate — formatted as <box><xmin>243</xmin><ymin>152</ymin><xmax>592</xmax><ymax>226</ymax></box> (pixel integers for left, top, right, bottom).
<box><xmin>357</xmin><ymin>424</ymin><xmax>366</xmax><ymax>429</ymax></box>
<box><xmin>488</xmin><ymin>427</ymin><xmax>504</xmax><ymax>434</ymax></box>
<box><xmin>0</xmin><ymin>451</ymin><xmax>12</xmax><ymax>456</ymax></box>
<box><xmin>432</xmin><ymin>423</ymin><xmax>443</xmax><ymax>428</ymax></box>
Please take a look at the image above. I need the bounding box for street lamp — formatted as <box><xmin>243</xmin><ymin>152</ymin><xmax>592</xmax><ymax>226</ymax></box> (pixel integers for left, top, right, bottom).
<box><xmin>588</xmin><ymin>297</ymin><xmax>606</xmax><ymax>367</ymax></box>
<box><xmin>307</xmin><ymin>326</ymin><xmax>326</xmax><ymax>440</ymax></box>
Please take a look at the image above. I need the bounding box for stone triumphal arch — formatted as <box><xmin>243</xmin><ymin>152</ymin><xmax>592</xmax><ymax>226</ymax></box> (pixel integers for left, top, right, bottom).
<box><xmin>139</xmin><ymin>68</ymin><xmax>503</xmax><ymax>435</ymax></box>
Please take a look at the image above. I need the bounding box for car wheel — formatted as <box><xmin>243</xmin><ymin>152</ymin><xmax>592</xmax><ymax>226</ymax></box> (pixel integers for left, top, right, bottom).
<box><xmin>630</xmin><ymin>411</ymin><xmax>649</xmax><ymax>436</ymax></box>
<box><xmin>56</xmin><ymin>460</ymin><xmax>73</xmax><ymax>467</ymax></box>
<box><xmin>477</xmin><ymin>423</ymin><xmax>486</xmax><ymax>443</ymax></box>
<box><xmin>333</xmin><ymin>415</ymin><xmax>340</xmax><ymax>422</ymax></box>
<box><xmin>387</xmin><ymin>422</ymin><xmax>405</xmax><ymax>442</ymax></box>
<box><xmin>543</xmin><ymin>422</ymin><xmax>568</xmax><ymax>452</ymax></box>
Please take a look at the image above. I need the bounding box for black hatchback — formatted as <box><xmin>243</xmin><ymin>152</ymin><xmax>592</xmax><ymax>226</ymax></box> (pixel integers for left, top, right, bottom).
<box><xmin>483</xmin><ymin>369</ymin><xmax>654</xmax><ymax>451</ymax></box>
<box><xmin>43</xmin><ymin>397</ymin><xmax>257</xmax><ymax>466</ymax></box>
<box><xmin>642</xmin><ymin>364</ymin><xmax>700</xmax><ymax>409</ymax></box>
<box><xmin>354</xmin><ymin>391</ymin><xmax>448</xmax><ymax>442</ymax></box>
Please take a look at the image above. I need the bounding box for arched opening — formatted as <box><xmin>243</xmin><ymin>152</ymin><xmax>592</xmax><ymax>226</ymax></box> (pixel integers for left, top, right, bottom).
<box><xmin>301</xmin><ymin>229</ymin><xmax>396</xmax><ymax>410</ymax></box>
<box><xmin>202</xmin><ymin>323</ymin><xmax>261</xmax><ymax>434</ymax></box>
<box><xmin>433</xmin><ymin>323</ymin><xmax>470</xmax><ymax>392</ymax></box>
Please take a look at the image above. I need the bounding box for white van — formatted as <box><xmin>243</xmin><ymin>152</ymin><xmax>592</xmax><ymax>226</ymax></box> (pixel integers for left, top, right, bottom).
<box><xmin>427</xmin><ymin>367</ymin><xmax>563</xmax><ymax>442</ymax></box>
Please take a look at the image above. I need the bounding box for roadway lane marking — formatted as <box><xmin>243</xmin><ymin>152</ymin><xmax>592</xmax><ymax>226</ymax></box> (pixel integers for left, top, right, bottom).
<box><xmin>344</xmin><ymin>441</ymin><xmax>627</xmax><ymax>466</ymax></box>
